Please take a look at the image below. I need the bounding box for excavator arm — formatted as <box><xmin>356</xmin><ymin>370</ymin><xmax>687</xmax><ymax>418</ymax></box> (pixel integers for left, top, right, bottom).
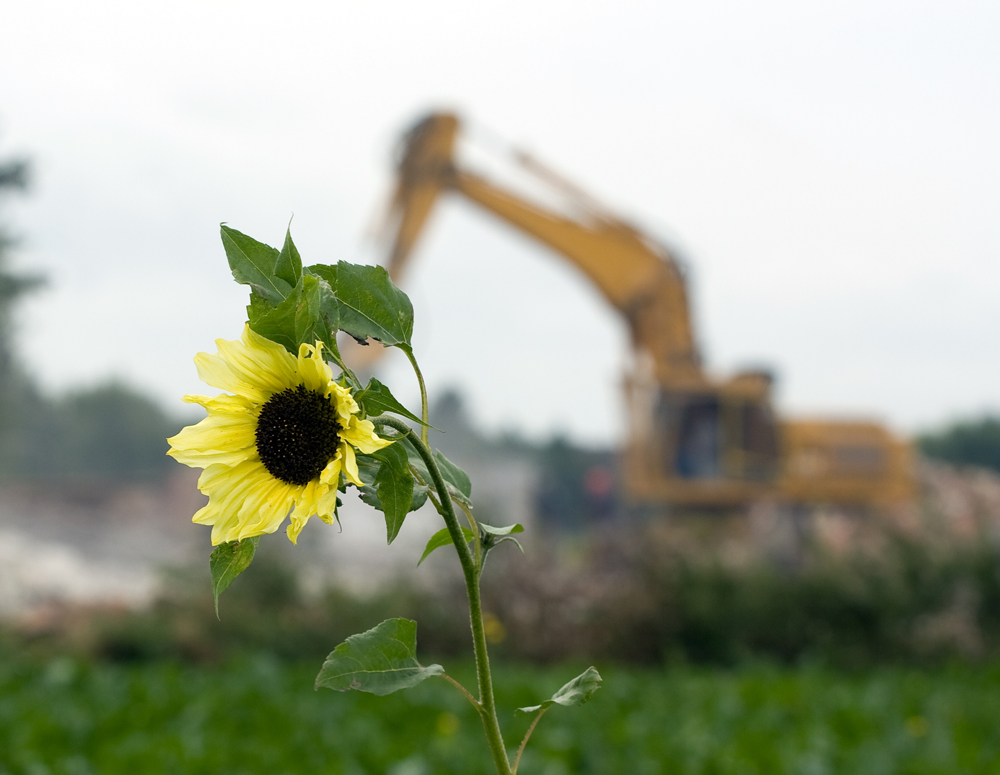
<box><xmin>376</xmin><ymin>111</ymin><xmax>913</xmax><ymax>509</ymax></box>
<box><xmin>381</xmin><ymin>113</ymin><xmax>704</xmax><ymax>387</ymax></box>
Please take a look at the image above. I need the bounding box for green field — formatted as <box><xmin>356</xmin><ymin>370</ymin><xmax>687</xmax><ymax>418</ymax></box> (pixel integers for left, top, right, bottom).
<box><xmin>3</xmin><ymin>657</ymin><xmax>1000</xmax><ymax>775</ymax></box>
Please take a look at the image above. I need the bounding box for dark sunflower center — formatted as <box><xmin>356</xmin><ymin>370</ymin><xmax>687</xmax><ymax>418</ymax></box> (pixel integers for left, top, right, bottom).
<box><xmin>255</xmin><ymin>385</ymin><xmax>341</xmax><ymax>486</ymax></box>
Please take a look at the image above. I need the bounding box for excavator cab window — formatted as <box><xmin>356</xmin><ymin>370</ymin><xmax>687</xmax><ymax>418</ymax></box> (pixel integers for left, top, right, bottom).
<box><xmin>656</xmin><ymin>393</ymin><xmax>721</xmax><ymax>480</ymax></box>
<box><xmin>658</xmin><ymin>392</ymin><xmax>779</xmax><ymax>482</ymax></box>
<box><xmin>675</xmin><ymin>397</ymin><xmax>722</xmax><ymax>479</ymax></box>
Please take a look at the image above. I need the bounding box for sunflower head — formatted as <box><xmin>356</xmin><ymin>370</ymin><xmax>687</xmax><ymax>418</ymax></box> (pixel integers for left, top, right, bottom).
<box><xmin>168</xmin><ymin>325</ymin><xmax>391</xmax><ymax>545</ymax></box>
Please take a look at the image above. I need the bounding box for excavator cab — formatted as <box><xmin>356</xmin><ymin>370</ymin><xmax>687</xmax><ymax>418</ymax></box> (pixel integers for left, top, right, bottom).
<box><xmin>660</xmin><ymin>380</ymin><xmax>779</xmax><ymax>484</ymax></box>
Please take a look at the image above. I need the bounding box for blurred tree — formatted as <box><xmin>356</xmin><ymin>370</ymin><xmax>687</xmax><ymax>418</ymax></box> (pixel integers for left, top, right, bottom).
<box><xmin>53</xmin><ymin>382</ymin><xmax>177</xmax><ymax>481</ymax></box>
<box><xmin>0</xmin><ymin>153</ymin><xmax>45</xmax><ymax>448</ymax></box>
<box><xmin>0</xmin><ymin>144</ymin><xmax>178</xmax><ymax>483</ymax></box>
<box><xmin>0</xmin><ymin>157</ymin><xmax>42</xmax><ymax>364</ymax></box>
<box><xmin>919</xmin><ymin>417</ymin><xmax>1000</xmax><ymax>472</ymax></box>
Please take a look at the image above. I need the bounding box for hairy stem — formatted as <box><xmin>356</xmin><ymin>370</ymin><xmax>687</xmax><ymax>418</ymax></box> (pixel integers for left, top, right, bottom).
<box><xmin>374</xmin><ymin>417</ymin><xmax>511</xmax><ymax>775</ymax></box>
<box><xmin>440</xmin><ymin>673</ymin><xmax>481</xmax><ymax>713</ymax></box>
<box><xmin>323</xmin><ymin>335</ymin><xmax>362</xmax><ymax>391</ymax></box>
<box><xmin>458</xmin><ymin>499</ymin><xmax>483</xmax><ymax>568</ymax></box>
<box><xmin>512</xmin><ymin>708</ymin><xmax>548</xmax><ymax>775</ymax></box>
<box><xmin>402</xmin><ymin>347</ymin><xmax>429</xmax><ymax>446</ymax></box>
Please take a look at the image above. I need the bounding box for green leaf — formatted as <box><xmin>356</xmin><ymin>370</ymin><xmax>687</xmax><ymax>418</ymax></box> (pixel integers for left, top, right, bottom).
<box><xmin>358</xmin><ymin>451</ymin><xmax>425</xmax><ymax>513</ymax></box>
<box><xmin>247</xmin><ymin>273</ymin><xmax>338</xmax><ymax>357</ymax></box>
<box><xmin>315</xmin><ymin>618</ymin><xmax>443</xmax><ymax>696</ymax></box>
<box><xmin>409</xmin><ymin>484</ymin><xmax>429</xmax><ymax>512</ymax></box>
<box><xmin>479</xmin><ymin>523</ymin><xmax>525</xmax><ymax>557</ymax></box>
<box><xmin>495</xmin><ymin>536</ymin><xmax>524</xmax><ymax>554</ymax></box>
<box><xmin>395</xmin><ymin>439</ymin><xmax>471</xmax><ymax>511</ymax></box>
<box><xmin>209</xmin><ymin>537</ymin><xmax>260</xmax><ymax>617</ymax></box>
<box><xmin>309</xmin><ymin>262</ymin><xmax>413</xmax><ymax>348</ymax></box>
<box><xmin>399</xmin><ymin>436</ymin><xmax>431</xmax><ymax>485</ymax></box>
<box><xmin>220</xmin><ymin>225</ymin><xmax>290</xmax><ymax>305</ymax></box>
<box><xmin>274</xmin><ymin>223</ymin><xmax>302</xmax><ymax>288</ymax></box>
<box><xmin>435</xmin><ymin>449</ymin><xmax>473</xmax><ymax>506</ymax></box>
<box><xmin>355</xmin><ymin>453</ymin><xmax>380</xmax><ymax>486</ymax></box>
<box><xmin>435</xmin><ymin>450</ymin><xmax>471</xmax><ymax>498</ymax></box>
<box><xmin>418</xmin><ymin>526</ymin><xmax>475</xmax><ymax>566</ymax></box>
<box><xmin>358</xmin><ymin>378</ymin><xmax>432</xmax><ymax>428</ymax></box>
<box><xmin>372</xmin><ymin>443</ymin><xmax>413</xmax><ymax>544</ymax></box>
<box><xmin>359</xmin><ymin>482</ymin><xmax>428</xmax><ymax>515</ymax></box>
<box><xmin>479</xmin><ymin>523</ymin><xmax>524</xmax><ymax>537</ymax></box>
<box><xmin>516</xmin><ymin>667</ymin><xmax>603</xmax><ymax>714</ymax></box>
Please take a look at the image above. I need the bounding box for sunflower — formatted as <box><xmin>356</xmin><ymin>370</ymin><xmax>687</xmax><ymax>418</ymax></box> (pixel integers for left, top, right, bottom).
<box><xmin>167</xmin><ymin>324</ymin><xmax>391</xmax><ymax>545</ymax></box>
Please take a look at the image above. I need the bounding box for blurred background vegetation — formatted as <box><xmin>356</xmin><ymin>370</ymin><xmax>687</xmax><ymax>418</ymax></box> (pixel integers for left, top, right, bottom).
<box><xmin>919</xmin><ymin>417</ymin><xmax>1000</xmax><ymax>473</ymax></box>
<box><xmin>10</xmin><ymin>520</ymin><xmax>1000</xmax><ymax>670</ymax></box>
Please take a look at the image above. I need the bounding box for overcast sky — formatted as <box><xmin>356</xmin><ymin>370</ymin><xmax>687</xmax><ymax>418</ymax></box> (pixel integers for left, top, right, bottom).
<box><xmin>1</xmin><ymin>0</ymin><xmax>997</xmax><ymax>446</ymax></box>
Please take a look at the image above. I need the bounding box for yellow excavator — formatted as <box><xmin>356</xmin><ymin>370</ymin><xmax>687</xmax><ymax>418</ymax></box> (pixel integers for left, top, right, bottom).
<box><xmin>374</xmin><ymin>112</ymin><xmax>913</xmax><ymax>508</ymax></box>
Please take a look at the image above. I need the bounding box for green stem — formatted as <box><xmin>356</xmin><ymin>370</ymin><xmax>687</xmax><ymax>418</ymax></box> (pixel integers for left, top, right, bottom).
<box><xmin>458</xmin><ymin>500</ymin><xmax>483</xmax><ymax>568</ymax></box>
<box><xmin>374</xmin><ymin>417</ymin><xmax>511</xmax><ymax>775</ymax></box>
<box><xmin>440</xmin><ymin>673</ymin><xmax>481</xmax><ymax>713</ymax></box>
<box><xmin>512</xmin><ymin>708</ymin><xmax>548</xmax><ymax>775</ymax></box>
<box><xmin>402</xmin><ymin>347</ymin><xmax>429</xmax><ymax>446</ymax></box>
<box><xmin>323</xmin><ymin>335</ymin><xmax>362</xmax><ymax>391</ymax></box>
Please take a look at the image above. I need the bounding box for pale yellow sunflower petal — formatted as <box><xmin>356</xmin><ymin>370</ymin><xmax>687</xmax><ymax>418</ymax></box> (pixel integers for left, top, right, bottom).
<box><xmin>316</xmin><ymin>487</ymin><xmax>340</xmax><ymax>524</ymax></box>
<box><xmin>338</xmin><ymin>441</ymin><xmax>364</xmax><ymax>486</ymax></box>
<box><xmin>286</xmin><ymin>479</ymin><xmax>324</xmax><ymax>544</ymax></box>
<box><xmin>299</xmin><ymin>479</ymin><xmax>325</xmax><ymax>517</ymax></box>
<box><xmin>329</xmin><ymin>382</ymin><xmax>360</xmax><ymax>424</ymax></box>
<box><xmin>167</xmin><ymin>410</ymin><xmax>257</xmax><ymax>468</ymax></box>
<box><xmin>236</xmin><ymin>476</ymin><xmax>298</xmax><ymax>540</ymax></box>
<box><xmin>286</xmin><ymin>517</ymin><xmax>306</xmax><ymax>544</ymax></box>
<box><xmin>195</xmin><ymin>458</ymin><xmax>256</xmax><ymax>493</ymax></box>
<box><xmin>191</xmin><ymin>499</ymin><xmax>221</xmax><ymax>528</ymax></box>
<box><xmin>192</xmin><ymin>326</ymin><xmax>296</xmax><ymax>404</ymax></box>
<box><xmin>341</xmin><ymin>417</ymin><xmax>392</xmax><ymax>455</ymax></box>
<box><xmin>193</xmin><ymin>460</ymin><xmax>270</xmax><ymax>531</ymax></box>
<box><xmin>319</xmin><ymin>453</ymin><xmax>343</xmax><ymax>486</ymax></box>
<box><xmin>218</xmin><ymin>326</ymin><xmax>298</xmax><ymax>394</ymax></box>
<box><xmin>194</xmin><ymin>350</ymin><xmax>269</xmax><ymax>405</ymax></box>
<box><xmin>296</xmin><ymin>342</ymin><xmax>334</xmax><ymax>393</ymax></box>
<box><xmin>220</xmin><ymin>468</ymin><xmax>291</xmax><ymax>543</ymax></box>
<box><xmin>181</xmin><ymin>393</ymin><xmax>257</xmax><ymax>413</ymax></box>
<box><xmin>193</xmin><ymin>464</ymin><xmax>273</xmax><ymax>545</ymax></box>
<box><xmin>193</xmin><ymin>466</ymin><xmax>238</xmax><ymax>517</ymax></box>
<box><xmin>198</xmin><ymin>502</ymin><xmax>246</xmax><ymax>545</ymax></box>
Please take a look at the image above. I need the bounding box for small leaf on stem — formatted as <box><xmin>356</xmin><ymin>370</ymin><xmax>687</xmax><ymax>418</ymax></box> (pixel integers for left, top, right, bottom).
<box><xmin>315</xmin><ymin>618</ymin><xmax>443</xmax><ymax>696</ymax></box>
<box><xmin>434</xmin><ymin>450</ymin><xmax>471</xmax><ymax>498</ymax></box>
<box><xmin>516</xmin><ymin>667</ymin><xmax>603</xmax><ymax>714</ymax></box>
<box><xmin>399</xmin><ymin>436</ymin><xmax>431</xmax><ymax>484</ymax></box>
<box><xmin>274</xmin><ymin>223</ymin><xmax>302</xmax><ymax>287</ymax></box>
<box><xmin>418</xmin><ymin>526</ymin><xmax>475</xmax><ymax>566</ymax></box>
<box><xmin>480</xmin><ymin>522</ymin><xmax>525</xmax><ymax>556</ymax></box>
<box><xmin>431</xmin><ymin>449</ymin><xmax>474</xmax><ymax>509</ymax></box>
<box><xmin>209</xmin><ymin>537</ymin><xmax>260</xmax><ymax>617</ymax></box>
<box><xmin>358</xmin><ymin>378</ymin><xmax>432</xmax><ymax>427</ymax></box>
<box><xmin>372</xmin><ymin>443</ymin><xmax>413</xmax><ymax>544</ymax></box>
<box><xmin>479</xmin><ymin>523</ymin><xmax>524</xmax><ymax>537</ymax></box>
<box><xmin>308</xmin><ymin>262</ymin><xmax>413</xmax><ymax>348</ymax></box>
<box><xmin>409</xmin><ymin>484</ymin><xmax>429</xmax><ymax>512</ymax></box>
<box><xmin>247</xmin><ymin>273</ymin><xmax>338</xmax><ymax>357</ymax></box>
<box><xmin>220</xmin><ymin>225</ymin><xmax>290</xmax><ymax>304</ymax></box>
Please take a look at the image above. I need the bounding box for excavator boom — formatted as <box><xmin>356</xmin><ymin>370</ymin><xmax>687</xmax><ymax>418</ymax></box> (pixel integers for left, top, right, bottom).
<box><xmin>376</xmin><ymin>112</ymin><xmax>913</xmax><ymax>509</ymax></box>
<box><xmin>383</xmin><ymin>113</ymin><xmax>703</xmax><ymax>387</ymax></box>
